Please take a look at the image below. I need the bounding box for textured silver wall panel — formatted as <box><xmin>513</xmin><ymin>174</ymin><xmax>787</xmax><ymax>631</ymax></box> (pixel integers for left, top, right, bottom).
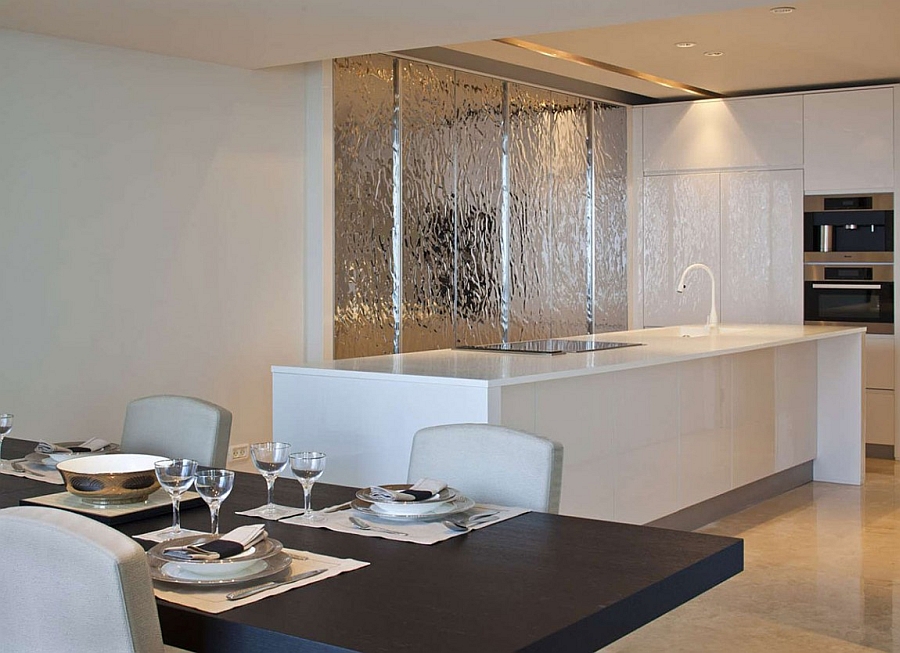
<box><xmin>399</xmin><ymin>61</ymin><xmax>456</xmax><ymax>353</ymax></box>
<box><xmin>453</xmin><ymin>71</ymin><xmax>505</xmax><ymax>347</ymax></box>
<box><xmin>333</xmin><ymin>56</ymin><xmax>395</xmax><ymax>359</ymax></box>
<box><xmin>507</xmin><ymin>83</ymin><xmax>554</xmax><ymax>343</ymax></box>
<box><xmin>333</xmin><ymin>56</ymin><xmax>629</xmax><ymax>358</ymax></box>
<box><xmin>593</xmin><ymin>104</ymin><xmax>629</xmax><ymax>332</ymax></box>
<box><xmin>550</xmin><ymin>93</ymin><xmax>591</xmax><ymax>338</ymax></box>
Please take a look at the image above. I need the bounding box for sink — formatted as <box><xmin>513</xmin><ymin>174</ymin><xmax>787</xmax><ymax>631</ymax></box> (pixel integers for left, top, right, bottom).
<box><xmin>676</xmin><ymin>325</ymin><xmax>751</xmax><ymax>338</ymax></box>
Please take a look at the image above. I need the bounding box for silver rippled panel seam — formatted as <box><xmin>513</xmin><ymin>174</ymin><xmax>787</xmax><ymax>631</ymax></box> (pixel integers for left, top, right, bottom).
<box><xmin>550</xmin><ymin>92</ymin><xmax>590</xmax><ymax>339</ymax></box>
<box><xmin>453</xmin><ymin>71</ymin><xmax>504</xmax><ymax>348</ymax></box>
<box><xmin>333</xmin><ymin>56</ymin><xmax>395</xmax><ymax>359</ymax></box>
<box><xmin>400</xmin><ymin>61</ymin><xmax>456</xmax><ymax>353</ymax></box>
<box><xmin>507</xmin><ymin>83</ymin><xmax>554</xmax><ymax>343</ymax></box>
<box><xmin>593</xmin><ymin>104</ymin><xmax>628</xmax><ymax>333</ymax></box>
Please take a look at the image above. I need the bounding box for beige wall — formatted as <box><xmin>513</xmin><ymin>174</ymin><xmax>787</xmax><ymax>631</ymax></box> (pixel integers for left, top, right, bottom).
<box><xmin>0</xmin><ymin>29</ymin><xmax>309</xmax><ymax>452</ymax></box>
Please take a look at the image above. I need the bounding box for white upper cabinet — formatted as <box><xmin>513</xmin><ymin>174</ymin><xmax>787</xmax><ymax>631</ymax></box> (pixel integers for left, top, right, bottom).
<box><xmin>720</xmin><ymin>170</ymin><xmax>803</xmax><ymax>325</ymax></box>
<box><xmin>803</xmin><ymin>88</ymin><xmax>894</xmax><ymax>194</ymax></box>
<box><xmin>642</xmin><ymin>96</ymin><xmax>803</xmax><ymax>174</ymax></box>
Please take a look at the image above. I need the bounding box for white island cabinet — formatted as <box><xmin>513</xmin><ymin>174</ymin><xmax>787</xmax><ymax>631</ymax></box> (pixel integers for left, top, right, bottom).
<box><xmin>273</xmin><ymin>325</ymin><xmax>864</xmax><ymax>525</ymax></box>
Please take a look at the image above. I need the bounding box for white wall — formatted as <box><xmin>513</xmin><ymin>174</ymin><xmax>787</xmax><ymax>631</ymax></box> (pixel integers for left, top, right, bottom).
<box><xmin>0</xmin><ymin>29</ymin><xmax>310</xmax><ymax>454</ymax></box>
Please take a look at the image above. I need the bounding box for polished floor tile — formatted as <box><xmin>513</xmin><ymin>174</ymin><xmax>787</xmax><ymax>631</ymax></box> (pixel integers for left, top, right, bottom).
<box><xmin>605</xmin><ymin>459</ymin><xmax>900</xmax><ymax>652</ymax></box>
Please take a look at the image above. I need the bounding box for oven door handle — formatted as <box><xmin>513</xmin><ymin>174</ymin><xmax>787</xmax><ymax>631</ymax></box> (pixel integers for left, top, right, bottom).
<box><xmin>811</xmin><ymin>283</ymin><xmax>883</xmax><ymax>290</ymax></box>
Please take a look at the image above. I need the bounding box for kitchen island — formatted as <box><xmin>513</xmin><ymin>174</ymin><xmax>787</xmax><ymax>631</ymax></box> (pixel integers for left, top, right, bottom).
<box><xmin>273</xmin><ymin>325</ymin><xmax>864</xmax><ymax>525</ymax></box>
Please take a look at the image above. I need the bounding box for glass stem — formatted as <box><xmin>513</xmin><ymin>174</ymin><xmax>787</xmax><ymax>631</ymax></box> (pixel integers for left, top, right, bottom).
<box><xmin>210</xmin><ymin>502</ymin><xmax>220</xmax><ymax>535</ymax></box>
<box><xmin>172</xmin><ymin>495</ymin><xmax>181</xmax><ymax>532</ymax></box>
<box><xmin>266</xmin><ymin>477</ymin><xmax>276</xmax><ymax>508</ymax></box>
<box><xmin>0</xmin><ymin>435</ymin><xmax>5</xmax><ymax>461</ymax></box>
<box><xmin>303</xmin><ymin>483</ymin><xmax>313</xmax><ymax>516</ymax></box>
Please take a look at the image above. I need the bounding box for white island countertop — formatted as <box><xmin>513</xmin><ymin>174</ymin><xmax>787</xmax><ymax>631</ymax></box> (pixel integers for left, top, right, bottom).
<box><xmin>273</xmin><ymin>324</ymin><xmax>866</xmax><ymax>387</ymax></box>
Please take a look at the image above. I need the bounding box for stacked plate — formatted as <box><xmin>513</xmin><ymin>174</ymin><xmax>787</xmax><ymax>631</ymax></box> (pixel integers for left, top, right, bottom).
<box><xmin>147</xmin><ymin>535</ymin><xmax>292</xmax><ymax>586</ymax></box>
<box><xmin>351</xmin><ymin>484</ymin><xmax>474</xmax><ymax>521</ymax></box>
<box><xmin>23</xmin><ymin>441</ymin><xmax>120</xmax><ymax>468</ymax></box>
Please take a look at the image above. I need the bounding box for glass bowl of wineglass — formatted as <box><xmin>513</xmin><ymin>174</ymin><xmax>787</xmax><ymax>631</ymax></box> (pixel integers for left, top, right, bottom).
<box><xmin>154</xmin><ymin>458</ymin><xmax>198</xmax><ymax>540</ymax></box>
<box><xmin>250</xmin><ymin>442</ymin><xmax>291</xmax><ymax>519</ymax></box>
<box><xmin>194</xmin><ymin>469</ymin><xmax>235</xmax><ymax>535</ymax></box>
<box><xmin>290</xmin><ymin>452</ymin><xmax>326</xmax><ymax>523</ymax></box>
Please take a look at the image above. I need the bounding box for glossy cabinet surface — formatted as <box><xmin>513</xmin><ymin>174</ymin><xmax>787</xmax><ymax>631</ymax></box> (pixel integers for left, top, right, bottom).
<box><xmin>720</xmin><ymin>170</ymin><xmax>803</xmax><ymax>325</ymax></box>
<box><xmin>803</xmin><ymin>88</ymin><xmax>894</xmax><ymax>193</ymax></box>
<box><xmin>643</xmin><ymin>170</ymin><xmax>803</xmax><ymax>327</ymax></box>
<box><xmin>866</xmin><ymin>389</ymin><xmax>895</xmax><ymax>446</ymax></box>
<box><xmin>642</xmin><ymin>95</ymin><xmax>803</xmax><ymax>173</ymax></box>
<box><xmin>642</xmin><ymin>173</ymin><xmax>720</xmax><ymax>327</ymax></box>
<box><xmin>865</xmin><ymin>334</ymin><xmax>894</xmax><ymax>390</ymax></box>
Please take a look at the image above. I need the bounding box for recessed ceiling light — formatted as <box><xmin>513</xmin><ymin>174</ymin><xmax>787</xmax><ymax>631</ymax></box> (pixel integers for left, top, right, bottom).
<box><xmin>704</xmin><ymin>51</ymin><xmax>724</xmax><ymax>57</ymax></box>
<box><xmin>770</xmin><ymin>6</ymin><xmax>795</xmax><ymax>14</ymax></box>
<box><xmin>675</xmin><ymin>42</ymin><xmax>696</xmax><ymax>48</ymax></box>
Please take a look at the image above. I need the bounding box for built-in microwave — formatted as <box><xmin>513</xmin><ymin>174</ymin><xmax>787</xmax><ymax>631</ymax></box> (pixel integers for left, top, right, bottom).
<box><xmin>804</xmin><ymin>257</ymin><xmax>894</xmax><ymax>334</ymax></box>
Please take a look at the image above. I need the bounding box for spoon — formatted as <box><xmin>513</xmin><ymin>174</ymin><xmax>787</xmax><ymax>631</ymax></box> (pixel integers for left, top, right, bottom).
<box><xmin>348</xmin><ymin>516</ymin><xmax>408</xmax><ymax>536</ymax></box>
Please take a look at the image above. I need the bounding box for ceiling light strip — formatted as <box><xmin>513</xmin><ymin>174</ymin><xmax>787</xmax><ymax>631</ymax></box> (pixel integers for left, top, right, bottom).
<box><xmin>495</xmin><ymin>37</ymin><xmax>723</xmax><ymax>98</ymax></box>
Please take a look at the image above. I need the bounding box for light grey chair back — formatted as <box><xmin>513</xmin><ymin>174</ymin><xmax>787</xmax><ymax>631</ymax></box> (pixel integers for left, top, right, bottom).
<box><xmin>0</xmin><ymin>506</ymin><xmax>166</xmax><ymax>653</ymax></box>
<box><xmin>407</xmin><ymin>423</ymin><xmax>564</xmax><ymax>513</ymax></box>
<box><xmin>122</xmin><ymin>395</ymin><xmax>232</xmax><ymax>467</ymax></box>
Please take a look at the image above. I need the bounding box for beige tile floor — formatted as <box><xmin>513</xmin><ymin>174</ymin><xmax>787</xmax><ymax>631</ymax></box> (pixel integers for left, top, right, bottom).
<box><xmin>605</xmin><ymin>458</ymin><xmax>900</xmax><ymax>652</ymax></box>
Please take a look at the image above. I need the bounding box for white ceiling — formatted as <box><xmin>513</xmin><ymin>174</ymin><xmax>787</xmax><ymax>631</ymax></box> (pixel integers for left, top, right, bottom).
<box><xmin>0</xmin><ymin>0</ymin><xmax>771</xmax><ymax>69</ymax></box>
<box><xmin>451</xmin><ymin>0</ymin><xmax>900</xmax><ymax>100</ymax></box>
<box><xmin>0</xmin><ymin>0</ymin><xmax>896</xmax><ymax>101</ymax></box>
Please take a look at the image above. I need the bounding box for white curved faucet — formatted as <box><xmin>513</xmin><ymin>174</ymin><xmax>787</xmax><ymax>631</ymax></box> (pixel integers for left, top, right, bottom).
<box><xmin>676</xmin><ymin>263</ymin><xmax>719</xmax><ymax>328</ymax></box>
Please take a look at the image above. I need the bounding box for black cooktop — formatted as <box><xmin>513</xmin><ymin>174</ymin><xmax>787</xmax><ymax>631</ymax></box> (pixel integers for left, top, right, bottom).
<box><xmin>457</xmin><ymin>339</ymin><xmax>644</xmax><ymax>355</ymax></box>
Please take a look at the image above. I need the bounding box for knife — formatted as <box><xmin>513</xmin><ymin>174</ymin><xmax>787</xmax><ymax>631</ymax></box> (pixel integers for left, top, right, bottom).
<box><xmin>226</xmin><ymin>568</ymin><xmax>328</xmax><ymax>601</ymax></box>
<box><xmin>321</xmin><ymin>500</ymin><xmax>352</xmax><ymax>513</ymax></box>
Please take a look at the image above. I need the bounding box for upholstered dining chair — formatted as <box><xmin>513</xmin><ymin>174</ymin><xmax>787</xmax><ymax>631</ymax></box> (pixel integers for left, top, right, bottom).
<box><xmin>407</xmin><ymin>423</ymin><xmax>564</xmax><ymax>513</ymax></box>
<box><xmin>121</xmin><ymin>395</ymin><xmax>232</xmax><ymax>468</ymax></box>
<box><xmin>0</xmin><ymin>506</ymin><xmax>185</xmax><ymax>652</ymax></box>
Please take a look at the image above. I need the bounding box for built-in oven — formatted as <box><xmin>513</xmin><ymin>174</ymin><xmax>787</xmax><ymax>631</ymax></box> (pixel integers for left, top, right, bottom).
<box><xmin>804</xmin><ymin>256</ymin><xmax>894</xmax><ymax>334</ymax></box>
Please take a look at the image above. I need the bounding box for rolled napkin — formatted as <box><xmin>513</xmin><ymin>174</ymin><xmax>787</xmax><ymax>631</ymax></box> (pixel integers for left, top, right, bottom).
<box><xmin>369</xmin><ymin>478</ymin><xmax>447</xmax><ymax>502</ymax></box>
<box><xmin>163</xmin><ymin>524</ymin><xmax>267</xmax><ymax>561</ymax></box>
<box><xmin>35</xmin><ymin>438</ymin><xmax>110</xmax><ymax>454</ymax></box>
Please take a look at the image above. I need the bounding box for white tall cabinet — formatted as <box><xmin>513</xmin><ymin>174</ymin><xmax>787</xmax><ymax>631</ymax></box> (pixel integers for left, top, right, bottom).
<box><xmin>639</xmin><ymin>96</ymin><xmax>804</xmax><ymax>329</ymax></box>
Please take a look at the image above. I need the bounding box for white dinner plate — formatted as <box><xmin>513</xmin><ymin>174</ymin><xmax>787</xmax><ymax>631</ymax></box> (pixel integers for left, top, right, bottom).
<box><xmin>356</xmin><ymin>484</ymin><xmax>458</xmax><ymax>505</ymax></box>
<box><xmin>352</xmin><ymin>496</ymin><xmax>475</xmax><ymax>521</ymax></box>
<box><xmin>151</xmin><ymin>552</ymin><xmax>292</xmax><ymax>586</ymax></box>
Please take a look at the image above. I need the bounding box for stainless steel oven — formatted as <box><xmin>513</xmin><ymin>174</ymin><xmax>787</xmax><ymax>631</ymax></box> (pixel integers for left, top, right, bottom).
<box><xmin>804</xmin><ymin>255</ymin><xmax>894</xmax><ymax>333</ymax></box>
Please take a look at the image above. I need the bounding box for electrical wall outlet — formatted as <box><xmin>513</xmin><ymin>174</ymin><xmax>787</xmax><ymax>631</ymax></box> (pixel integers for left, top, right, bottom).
<box><xmin>230</xmin><ymin>444</ymin><xmax>249</xmax><ymax>461</ymax></box>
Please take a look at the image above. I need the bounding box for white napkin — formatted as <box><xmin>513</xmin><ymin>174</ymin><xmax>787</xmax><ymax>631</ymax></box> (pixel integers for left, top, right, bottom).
<box><xmin>163</xmin><ymin>524</ymin><xmax>267</xmax><ymax>561</ymax></box>
<box><xmin>369</xmin><ymin>478</ymin><xmax>447</xmax><ymax>502</ymax></box>
<box><xmin>35</xmin><ymin>438</ymin><xmax>110</xmax><ymax>454</ymax></box>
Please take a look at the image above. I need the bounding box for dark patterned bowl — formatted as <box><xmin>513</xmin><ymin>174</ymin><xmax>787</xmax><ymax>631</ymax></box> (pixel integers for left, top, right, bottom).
<box><xmin>56</xmin><ymin>454</ymin><xmax>166</xmax><ymax>504</ymax></box>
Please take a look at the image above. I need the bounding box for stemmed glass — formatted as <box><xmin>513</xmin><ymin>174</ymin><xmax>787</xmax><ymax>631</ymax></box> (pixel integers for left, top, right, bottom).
<box><xmin>0</xmin><ymin>414</ymin><xmax>12</xmax><ymax>471</ymax></box>
<box><xmin>250</xmin><ymin>442</ymin><xmax>291</xmax><ymax>519</ymax></box>
<box><xmin>154</xmin><ymin>458</ymin><xmax>198</xmax><ymax>540</ymax></box>
<box><xmin>290</xmin><ymin>452</ymin><xmax>326</xmax><ymax>523</ymax></box>
<box><xmin>194</xmin><ymin>469</ymin><xmax>235</xmax><ymax>535</ymax></box>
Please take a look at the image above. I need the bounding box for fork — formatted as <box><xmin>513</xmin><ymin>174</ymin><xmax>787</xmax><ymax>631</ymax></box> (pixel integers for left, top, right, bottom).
<box><xmin>348</xmin><ymin>516</ymin><xmax>408</xmax><ymax>536</ymax></box>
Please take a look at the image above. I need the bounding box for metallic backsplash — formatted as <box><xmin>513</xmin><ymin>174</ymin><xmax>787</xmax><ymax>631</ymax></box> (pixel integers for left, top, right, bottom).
<box><xmin>333</xmin><ymin>56</ymin><xmax>627</xmax><ymax>358</ymax></box>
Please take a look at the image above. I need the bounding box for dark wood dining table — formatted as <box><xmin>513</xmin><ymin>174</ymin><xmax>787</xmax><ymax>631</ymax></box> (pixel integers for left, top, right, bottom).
<box><xmin>0</xmin><ymin>438</ymin><xmax>743</xmax><ymax>652</ymax></box>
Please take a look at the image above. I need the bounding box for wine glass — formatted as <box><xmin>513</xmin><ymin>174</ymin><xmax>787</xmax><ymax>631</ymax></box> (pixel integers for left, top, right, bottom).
<box><xmin>194</xmin><ymin>469</ymin><xmax>235</xmax><ymax>535</ymax></box>
<box><xmin>250</xmin><ymin>442</ymin><xmax>291</xmax><ymax>519</ymax></box>
<box><xmin>290</xmin><ymin>452</ymin><xmax>326</xmax><ymax>522</ymax></box>
<box><xmin>154</xmin><ymin>458</ymin><xmax>198</xmax><ymax>539</ymax></box>
<box><xmin>0</xmin><ymin>414</ymin><xmax>12</xmax><ymax>471</ymax></box>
